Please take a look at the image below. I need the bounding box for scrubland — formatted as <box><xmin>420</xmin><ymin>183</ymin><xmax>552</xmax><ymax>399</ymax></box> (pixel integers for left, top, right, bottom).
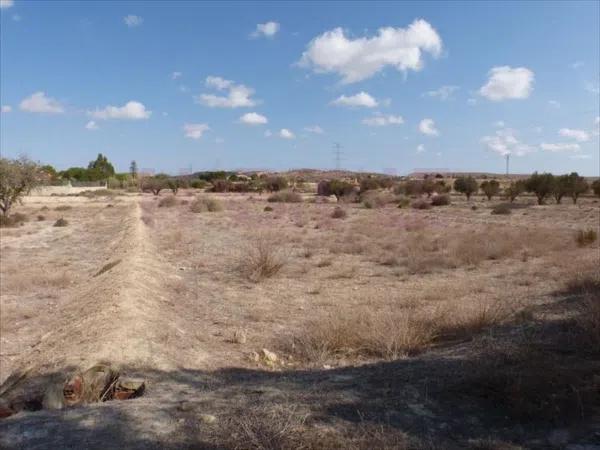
<box><xmin>0</xmin><ymin>189</ymin><xmax>598</xmax><ymax>449</ymax></box>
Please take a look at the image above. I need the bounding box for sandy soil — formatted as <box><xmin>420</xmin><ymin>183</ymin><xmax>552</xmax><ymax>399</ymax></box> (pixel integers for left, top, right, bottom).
<box><xmin>0</xmin><ymin>191</ymin><xmax>598</xmax><ymax>449</ymax></box>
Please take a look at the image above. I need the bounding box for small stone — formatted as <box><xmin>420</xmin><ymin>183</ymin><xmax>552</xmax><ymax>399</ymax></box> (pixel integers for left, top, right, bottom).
<box><xmin>261</xmin><ymin>348</ymin><xmax>277</xmax><ymax>363</ymax></box>
<box><xmin>199</xmin><ymin>414</ymin><xmax>217</xmax><ymax>424</ymax></box>
<box><xmin>250</xmin><ymin>351</ymin><xmax>260</xmax><ymax>362</ymax></box>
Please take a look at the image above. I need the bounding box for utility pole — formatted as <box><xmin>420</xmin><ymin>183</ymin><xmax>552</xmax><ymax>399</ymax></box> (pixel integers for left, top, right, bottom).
<box><xmin>505</xmin><ymin>153</ymin><xmax>510</xmax><ymax>177</ymax></box>
<box><xmin>333</xmin><ymin>143</ymin><xmax>343</xmax><ymax>170</ymax></box>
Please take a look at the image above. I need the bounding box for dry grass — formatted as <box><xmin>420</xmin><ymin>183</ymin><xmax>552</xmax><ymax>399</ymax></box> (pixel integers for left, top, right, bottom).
<box><xmin>158</xmin><ymin>196</ymin><xmax>178</xmax><ymax>207</ymax></box>
<box><xmin>238</xmin><ymin>235</ymin><xmax>287</xmax><ymax>282</ymax></box>
<box><xmin>53</xmin><ymin>217</ymin><xmax>68</xmax><ymax>227</ymax></box>
<box><xmin>575</xmin><ymin>228</ymin><xmax>597</xmax><ymax>247</ymax></box>
<box><xmin>267</xmin><ymin>190</ymin><xmax>303</xmax><ymax>203</ymax></box>
<box><xmin>190</xmin><ymin>196</ymin><xmax>223</xmax><ymax>213</ymax></box>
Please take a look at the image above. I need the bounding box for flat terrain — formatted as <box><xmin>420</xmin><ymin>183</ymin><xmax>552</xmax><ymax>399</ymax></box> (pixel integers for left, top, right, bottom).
<box><xmin>0</xmin><ymin>191</ymin><xmax>599</xmax><ymax>449</ymax></box>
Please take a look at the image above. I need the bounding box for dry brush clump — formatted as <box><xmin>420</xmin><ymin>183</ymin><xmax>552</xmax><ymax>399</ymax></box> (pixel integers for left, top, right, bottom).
<box><xmin>575</xmin><ymin>228</ymin><xmax>597</xmax><ymax>247</ymax></box>
<box><xmin>53</xmin><ymin>217</ymin><xmax>68</xmax><ymax>227</ymax></box>
<box><xmin>267</xmin><ymin>190</ymin><xmax>302</xmax><ymax>203</ymax></box>
<box><xmin>190</xmin><ymin>196</ymin><xmax>223</xmax><ymax>213</ymax></box>
<box><xmin>0</xmin><ymin>212</ymin><xmax>27</xmax><ymax>228</ymax></box>
<box><xmin>238</xmin><ymin>235</ymin><xmax>288</xmax><ymax>282</ymax></box>
<box><xmin>157</xmin><ymin>195</ymin><xmax>178</xmax><ymax>207</ymax></box>
<box><xmin>331</xmin><ymin>206</ymin><xmax>347</xmax><ymax>219</ymax></box>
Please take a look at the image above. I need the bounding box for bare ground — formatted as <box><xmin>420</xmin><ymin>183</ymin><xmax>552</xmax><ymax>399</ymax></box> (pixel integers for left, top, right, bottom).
<box><xmin>0</xmin><ymin>192</ymin><xmax>599</xmax><ymax>449</ymax></box>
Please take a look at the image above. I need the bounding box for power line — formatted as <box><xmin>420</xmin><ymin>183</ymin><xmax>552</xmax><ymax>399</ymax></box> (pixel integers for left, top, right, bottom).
<box><xmin>332</xmin><ymin>143</ymin><xmax>343</xmax><ymax>170</ymax></box>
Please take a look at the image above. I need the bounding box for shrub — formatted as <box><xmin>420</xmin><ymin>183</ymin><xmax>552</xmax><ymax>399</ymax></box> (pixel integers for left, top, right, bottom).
<box><xmin>454</xmin><ymin>176</ymin><xmax>478</xmax><ymax>200</ymax></box>
<box><xmin>592</xmin><ymin>179</ymin><xmax>600</xmax><ymax>198</ymax></box>
<box><xmin>491</xmin><ymin>203</ymin><xmax>512</xmax><ymax>215</ymax></box>
<box><xmin>318</xmin><ymin>179</ymin><xmax>355</xmax><ymax>200</ymax></box>
<box><xmin>54</xmin><ymin>205</ymin><xmax>72</xmax><ymax>211</ymax></box>
<box><xmin>361</xmin><ymin>191</ymin><xmax>395</xmax><ymax>209</ymax></box>
<box><xmin>480</xmin><ymin>180</ymin><xmax>500</xmax><ymax>200</ymax></box>
<box><xmin>239</xmin><ymin>236</ymin><xmax>286</xmax><ymax>282</ymax></box>
<box><xmin>37</xmin><ymin>215</ymin><xmax>45</xmax><ymax>221</ymax></box>
<box><xmin>524</xmin><ymin>172</ymin><xmax>555</xmax><ymax>205</ymax></box>
<box><xmin>331</xmin><ymin>207</ymin><xmax>347</xmax><ymax>219</ymax></box>
<box><xmin>411</xmin><ymin>199</ymin><xmax>431</xmax><ymax>210</ymax></box>
<box><xmin>264</xmin><ymin>176</ymin><xmax>288</xmax><ymax>192</ymax></box>
<box><xmin>142</xmin><ymin>176</ymin><xmax>168</xmax><ymax>196</ymax></box>
<box><xmin>575</xmin><ymin>229</ymin><xmax>597</xmax><ymax>247</ymax></box>
<box><xmin>504</xmin><ymin>180</ymin><xmax>525</xmax><ymax>203</ymax></box>
<box><xmin>0</xmin><ymin>156</ymin><xmax>40</xmax><ymax>217</ymax></box>
<box><xmin>0</xmin><ymin>213</ymin><xmax>27</xmax><ymax>228</ymax></box>
<box><xmin>158</xmin><ymin>196</ymin><xmax>177</xmax><ymax>207</ymax></box>
<box><xmin>190</xmin><ymin>179</ymin><xmax>207</xmax><ymax>189</ymax></box>
<box><xmin>53</xmin><ymin>218</ymin><xmax>68</xmax><ymax>227</ymax></box>
<box><xmin>564</xmin><ymin>172</ymin><xmax>589</xmax><ymax>204</ymax></box>
<box><xmin>190</xmin><ymin>197</ymin><xmax>223</xmax><ymax>213</ymax></box>
<box><xmin>397</xmin><ymin>197</ymin><xmax>410</xmax><ymax>208</ymax></box>
<box><xmin>264</xmin><ymin>206</ymin><xmax>273</xmax><ymax>212</ymax></box>
<box><xmin>430</xmin><ymin>194</ymin><xmax>450</xmax><ymax>206</ymax></box>
<box><xmin>267</xmin><ymin>191</ymin><xmax>302</xmax><ymax>203</ymax></box>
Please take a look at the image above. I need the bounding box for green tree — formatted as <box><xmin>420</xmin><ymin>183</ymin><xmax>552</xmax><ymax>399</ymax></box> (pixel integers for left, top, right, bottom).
<box><xmin>0</xmin><ymin>157</ymin><xmax>40</xmax><ymax>216</ymax></box>
<box><xmin>524</xmin><ymin>172</ymin><xmax>555</xmax><ymax>205</ymax></box>
<box><xmin>480</xmin><ymin>179</ymin><xmax>500</xmax><ymax>200</ymax></box>
<box><xmin>130</xmin><ymin>160</ymin><xmax>138</xmax><ymax>178</ymax></box>
<box><xmin>453</xmin><ymin>176</ymin><xmax>479</xmax><ymax>200</ymax></box>
<box><xmin>504</xmin><ymin>180</ymin><xmax>525</xmax><ymax>203</ymax></box>
<box><xmin>563</xmin><ymin>172</ymin><xmax>589</xmax><ymax>204</ymax></box>
<box><xmin>552</xmin><ymin>174</ymin><xmax>570</xmax><ymax>204</ymax></box>
<box><xmin>87</xmin><ymin>153</ymin><xmax>115</xmax><ymax>180</ymax></box>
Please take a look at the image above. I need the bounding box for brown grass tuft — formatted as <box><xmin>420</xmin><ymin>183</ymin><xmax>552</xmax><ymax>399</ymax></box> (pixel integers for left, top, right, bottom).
<box><xmin>239</xmin><ymin>235</ymin><xmax>287</xmax><ymax>282</ymax></box>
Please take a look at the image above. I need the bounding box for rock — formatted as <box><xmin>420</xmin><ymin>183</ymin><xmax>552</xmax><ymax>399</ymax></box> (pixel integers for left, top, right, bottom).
<box><xmin>233</xmin><ymin>330</ymin><xmax>247</xmax><ymax>344</ymax></box>
<box><xmin>261</xmin><ymin>348</ymin><xmax>277</xmax><ymax>363</ymax></box>
<box><xmin>199</xmin><ymin>414</ymin><xmax>217</xmax><ymax>424</ymax></box>
<box><xmin>249</xmin><ymin>351</ymin><xmax>260</xmax><ymax>362</ymax></box>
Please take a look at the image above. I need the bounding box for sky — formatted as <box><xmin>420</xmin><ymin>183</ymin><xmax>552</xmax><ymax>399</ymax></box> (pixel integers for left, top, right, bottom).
<box><xmin>0</xmin><ymin>0</ymin><xmax>599</xmax><ymax>175</ymax></box>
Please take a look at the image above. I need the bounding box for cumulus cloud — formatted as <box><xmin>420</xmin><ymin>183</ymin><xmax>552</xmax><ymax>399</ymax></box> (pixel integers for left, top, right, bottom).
<box><xmin>423</xmin><ymin>85</ymin><xmax>459</xmax><ymax>101</ymax></box>
<box><xmin>19</xmin><ymin>92</ymin><xmax>64</xmax><ymax>114</ymax></box>
<box><xmin>183</xmin><ymin>123</ymin><xmax>210</xmax><ymax>139</ymax></box>
<box><xmin>481</xmin><ymin>128</ymin><xmax>535</xmax><ymax>156</ymax></box>
<box><xmin>299</xmin><ymin>19</ymin><xmax>442</xmax><ymax>84</ymax></box>
<box><xmin>331</xmin><ymin>92</ymin><xmax>378</xmax><ymax>108</ymax></box>
<box><xmin>304</xmin><ymin>125</ymin><xmax>324</xmax><ymax>134</ymax></box>
<box><xmin>540</xmin><ymin>142</ymin><xmax>580</xmax><ymax>152</ymax></box>
<box><xmin>418</xmin><ymin>118</ymin><xmax>439</xmax><ymax>136</ymax></box>
<box><xmin>85</xmin><ymin>120</ymin><xmax>98</xmax><ymax>130</ymax></box>
<box><xmin>1</xmin><ymin>105</ymin><xmax>12</xmax><ymax>113</ymax></box>
<box><xmin>251</xmin><ymin>21</ymin><xmax>280</xmax><ymax>38</ymax></box>
<box><xmin>559</xmin><ymin>128</ymin><xmax>589</xmax><ymax>142</ymax></box>
<box><xmin>0</xmin><ymin>0</ymin><xmax>14</xmax><ymax>8</ymax></box>
<box><xmin>362</xmin><ymin>114</ymin><xmax>404</xmax><ymax>127</ymax></box>
<box><xmin>493</xmin><ymin>120</ymin><xmax>505</xmax><ymax>128</ymax></box>
<box><xmin>196</xmin><ymin>76</ymin><xmax>257</xmax><ymax>108</ymax></box>
<box><xmin>89</xmin><ymin>101</ymin><xmax>151</xmax><ymax>120</ymax></box>
<box><xmin>171</xmin><ymin>71</ymin><xmax>182</xmax><ymax>80</ymax></box>
<box><xmin>479</xmin><ymin>66</ymin><xmax>534</xmax><ymax>101</ymax></box>
<box><xmin>279</xmin><ymin>128</ymin><xmax>295</xmax><ymax>139</ymax></box>
<box><xmin>417</xmin><ymin>144</ymin><xmax>425</xmax><ymax>153</ymax></box>
<box><xmin>239</xmin><ymin>112</ymin><xmax>268</xmax><ymax>125</ymax></box>
<box><xmin>124</xmin><ymin>15</ymin><xmax>143</xmax><ymax>27</ymax></box>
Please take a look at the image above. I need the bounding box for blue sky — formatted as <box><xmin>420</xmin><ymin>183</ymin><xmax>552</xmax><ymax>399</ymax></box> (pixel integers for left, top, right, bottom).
<box><xmin>1</xmin><ymin>0</ymin><xmax>599</xmax><ymax>175</ymax></box>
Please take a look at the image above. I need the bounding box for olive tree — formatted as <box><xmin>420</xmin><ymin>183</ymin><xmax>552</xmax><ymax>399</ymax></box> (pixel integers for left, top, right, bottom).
<box><xmin>524</xmin><ymin>172</ymin><xmax>555</xmax><ymax>205</ymax></box>
<box><xmin>504</xmin><ymin>180</ymin><xmax>525</xmax><ymax>203</ymax></box>
<box><xmin>564</xmin><ymin>172</ymin><xmax>589</xmax><ymax>204</ymax></box>
<box><xmin>480</xmin><ymin>179</ymin><xmax>500</xmax><ymax>200</ymax></box>
<box><xmin>453</xmin><ymin>176</ymin><xmax>478</xmax><ymax>200</ymax></box>
<box><xmin>0</xmin><ymin>157</ymin><xmax>40</xmax><ymax>216</ymax></box>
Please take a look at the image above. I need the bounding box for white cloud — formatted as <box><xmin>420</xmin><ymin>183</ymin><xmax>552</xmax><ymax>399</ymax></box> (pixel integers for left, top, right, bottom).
<box><xmin>423</xmin><ymin>85</ymin><xmax>459</xmax><ymax>101</ymax></box>
<box><xmin>0</xmin><ymin>0</ymin><xmax>14</xmax><ymax>8</ymax></box>
<box><xmin>183</xmin><ymin>123</ymin><xmax>210</xmax><ymax>139</ymax></box>
<box><xmin>251</xmin><ymin>21</ymin><xmax>280</xmax><ymax>38</ymax></box>
<box><xmin>479</xmin><ymin>66</ymin><xmax>534</xmax><ymax>101</ymax></box>
<box><xmin>215</xmin><ymin>137</ymin><xmax>225</xmax><ymax>144</ymax></box>
<box><xmin>279</xmin><ymin>128</ymin><xmax>295</xmax><ymax>139</ymax></box>
<box><xmin>196</xmin><ymin>76</ymin><xmax>257</xmax><ymax>108</ymax></box>
<box><xmin>85</xmin><ymin>120</ymin><xmax>98</xmax><ymax>130</ymax></box>
<box><xmin>1</xmin><ymin>105</ymin><xmax>12</xmax><ymax>113</ymax></box>
<box><xmin>585</xmin><ymin>81</ymin><xmax>600</xmax><ymax>95</ymax></box>
<box><xmin>299</xmin><ymin>19</ymin><xmax>442</xmax><ymax>84</ymax></box>
<box><xmin>540</xmin><ymin>142</ymin><xmax>580</xmax><ymax>152</ymax></box>
<box><xmin>467</xmin><ymin>98</ymin><xmax>477</xmax><ymax>105</ymax></box>
<box><xmin>418</xmin><ymin>118</ymin><xmax>439</xmax><ymax>136</ymax></box>
<box><xmin>570</xmin><ymin>154</ymin><xmax>592</xmax><ymax>160</ymax></box>
<box><xmin>124</xmin><ymin>15</ymin><xmax>143</xmax><ymax>27</ymax></box>
<box><xmin>416</xmin><ymin>144</ymin><xmax>425</xmax><ymax>153</ymax></box>
<box><xmin>362</xmin><ymin>114</ymin><xmax>404</xmax><ymax>127</ymax></box>
<box><xmin>89</xmin><ymin>101</ymin><xmax>151</xmax><ymax>120</ymax></box>
<box><xmin>481</xmin><ymin>128</ymin><xmax>535</xmax><ymax>156</ymax></box>
<box><xmin>19</xmin><ymin>92</ymin><xmax>64</xmax><ymax>114</ymax></box>
<box><xmin>559</xmin><ymin>128</ymin><xmax>589</xmax><ymax>142</ymax></box>
<box><xmin>570</xmin><ymin>61</ymin><xmax>584</xmax><ymax>69</ymax></box>
<box><xmin>331</xmin><ymin>92</ymin><xmax>378</xmax><ymax>108</ymax></box>
<box><xmin>171</xmin><ymin>71</ymin><xmax>182</xmax><ymax>80</ymax></box>
<box><xmin>548</xmin><ymin>100</ymin><xmax>560</xmax><ymax>108</ymax></box>
<box><xmin>493</xmin><ymin>120</ymin><xmax>505</xmax><ymax>128</ymax></box>
<box><xmin>239</xmin><ymin>112</ymin><xmax>268</xmax><ymax>125</ymax></box>
<box><xmin>304</xmin><ymin>125</ymin><xmax>324</xmax><ymax>134</ymax></box>
<box><xmin>264</xmin><ymin>130</ymin><xmax>273</xmax><ymax>137</ymax></box>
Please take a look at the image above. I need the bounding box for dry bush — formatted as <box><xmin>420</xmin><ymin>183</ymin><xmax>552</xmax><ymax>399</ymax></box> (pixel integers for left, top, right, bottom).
<box><xmin>562</xmin><ymin>273</ymin><xmax>600</xmax><ymax>347</ymax></box>
<box><xmin>53</xmin><ymin>217</ymin><xmax>68</xmax><ymax>227</ymax></box>
<box><xmin>190</xmin><ymin>196</ymin><xmax>223</xmax><ymax>213</ymax></box>
<box><xmin>411</xmin><ymin>199</ymin><xmax>431</xmax><ymax>210</ymax></box>
<box><xmin>54</xmin><ymin>205</ymin><xmax>72</xmax><ymax>211</ymax></box>
<box><xmin>361</xmin><ymin>191</ymin><xmax>396</xmax><ymax>209</ymax></box>
<box><xmin>37</xmin><ymin>215</ymin><xmax>45</xmax><ymax>221</ymax></box>
<box><xmin>396</xmin><ymin>196</ymin><xmax>411</xmax><ymax>208</ymax></box>
<box><xmin>239</xmin><ymin>235</ymin><xmax>287</xmax><ymax>282</ymax></box>
<box><xmin>491</xmin><ymin>204</ymin><xmax>511</xmax><ymax>215</ymax></box>
<box><xmin>286</xmin><ymin>308</ymin><xmax>437</xmax><ymax>362</ymax></box>
<box><xmin>430</xmin><ymin>194</ymin><xmax>450</xmax><ymax>206</ymax></box>
<box><xmin>264</xmin><ymin>206</ymin><xmax>273</xmax><ymax>212</ymax></box>
<box><xmin>331</xmin><ymin>206</ymin><xmax>347</xmax><ymax>219</ymax></box>
<box><xmin>0</xmin><ymin>212</ymin><xmax>27</xmax><ymax>227</ymax></box>
<box><xmin>158</xmin><ymin>196</ymin><xmax>177</xmax><ymax>207</ymax></box>
<box><xmin>267</xmin><ymin>190</ymin><xmax>302</xmax><ymax>203</ymax></box>
<box><xmin>575</xmin><ymin>228</ymin><xmax>597</xmax><ymax>247</ymax></box>
<box><xmin>437</xmin><ymin>300</ymin><xmax>515</xmax><ymax>340</ymax></box>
